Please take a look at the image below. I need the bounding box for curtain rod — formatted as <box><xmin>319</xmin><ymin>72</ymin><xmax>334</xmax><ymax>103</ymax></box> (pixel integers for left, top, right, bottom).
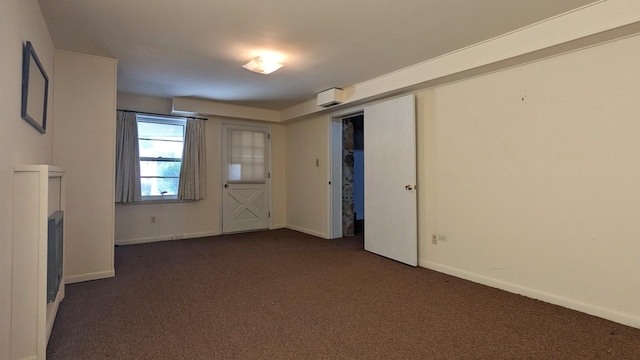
<box><xmin>117</xmin><ymin>109</ymin><xmax>208</xmax><ymax>121</ymax></box>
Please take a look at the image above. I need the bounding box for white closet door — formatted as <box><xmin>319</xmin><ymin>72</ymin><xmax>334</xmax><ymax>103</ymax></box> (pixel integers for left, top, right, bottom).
<box><xmin>364</xmin><ymin>94</ymin><xmax>417</xmax><ymax>266</ymax></box>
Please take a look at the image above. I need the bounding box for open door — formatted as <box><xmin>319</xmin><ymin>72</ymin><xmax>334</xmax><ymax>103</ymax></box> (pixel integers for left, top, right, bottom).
<box><xmin>364</xmin><ymin>94</ymin><xmax>417</xmax><ymax>266</ymax></box>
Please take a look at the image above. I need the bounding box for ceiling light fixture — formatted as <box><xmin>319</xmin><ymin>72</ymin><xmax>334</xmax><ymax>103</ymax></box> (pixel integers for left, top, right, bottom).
<box><xmin>242</xmin><ymin>56</ymin><xmax>283</xmax><ymax>75</ymax></box>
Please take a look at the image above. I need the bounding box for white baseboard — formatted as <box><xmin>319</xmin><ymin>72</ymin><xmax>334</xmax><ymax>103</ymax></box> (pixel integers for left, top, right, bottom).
<box><xmin>419</xmin><ymin>259</ymin><xmax>640</xmax><ymax>329</ymax></box>
<box><xmin>115</xmin><ymin>230</ymin><xmax>221</xmax><ymax>246</ymax></box>
<box><xmin>286</xmin><ymin>224</ymin><xmax>329</xmax><ymax>239</ymax></box>
<box><xmin>65</xmin><ymin>269</ymin><xmax>115</xmax><ymax>284</ymax></box>
<box><xmin>270</xmin><ymin>223</ymin><xmax>287</xmax><ymax>230</ymax></box>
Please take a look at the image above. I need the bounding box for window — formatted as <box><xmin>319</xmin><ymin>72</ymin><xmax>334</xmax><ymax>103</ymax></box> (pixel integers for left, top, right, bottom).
<box><xmin>137</xmin><ymin>114</ymin><xmax>186</xmax><ymax>200</ymax></box>
<box><xmin>227</xmin><ymin>129</ymin><xmax>267</xmax><ymax>183</ymax></box>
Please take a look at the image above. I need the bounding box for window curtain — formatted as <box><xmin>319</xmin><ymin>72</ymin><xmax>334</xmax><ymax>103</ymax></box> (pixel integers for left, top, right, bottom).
<box><xmin>115</xmin><ymin>111</ymin><xmax>142</xmax><ymax>202</ymax></box>
<box><xmin>178</xmin><ymin>119</ymin><xmax>207</xmax><ymax>200</ymax></box>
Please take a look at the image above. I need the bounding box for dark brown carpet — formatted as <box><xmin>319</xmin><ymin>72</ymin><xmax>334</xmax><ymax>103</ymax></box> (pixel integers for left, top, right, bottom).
<box><xmin>47</xmin><ymin>229</ymin><xmax>640</xmax><ymax>359</ymax></box>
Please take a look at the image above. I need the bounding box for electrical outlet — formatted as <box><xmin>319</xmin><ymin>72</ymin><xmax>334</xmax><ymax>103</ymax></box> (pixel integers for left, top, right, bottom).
<box><xmin>432</xmin><ymin>234</ymin><xmax>437</xmax><ymax>245</ymax></box>
<box><xmin>150</xmin><ymin>216</ymin><xmax>156</xmax><ymax>224</ymax></box>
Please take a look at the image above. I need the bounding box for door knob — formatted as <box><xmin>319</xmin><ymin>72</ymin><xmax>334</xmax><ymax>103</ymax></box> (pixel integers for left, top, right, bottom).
<box><xmin>224</xmin><ymin>184</ymin><xmax>229</xmax><ymax>188</ymax></box>
<box><xmin>405</xmin><ymin>184</ymin><xmax>416</xmax><ymax>190</ymax></box>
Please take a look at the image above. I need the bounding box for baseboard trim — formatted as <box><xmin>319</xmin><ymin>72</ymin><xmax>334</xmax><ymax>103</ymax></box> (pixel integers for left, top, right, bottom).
<box><xmin>270</xmin><ymin>223</ymin><xmax>287</xmax><ymax>230</ymax></box>
<box><xmin>65</xmin><ymin>269</ymin><xmax>115</xmax><ymax>284</ymax></box>
<box><xmin>286</xmin><ymin>225</ymin><xmax>329</xmax><ymax>239</ymax></box>
<box><xmin>115</xmin><ymin>231</ymin><xmax>221</xmax><ymax>246</ymax></box>
<box><xmin>419</xmin><ymin>260</ymin><xmax>640</xmax><ymax>329</ymax></box>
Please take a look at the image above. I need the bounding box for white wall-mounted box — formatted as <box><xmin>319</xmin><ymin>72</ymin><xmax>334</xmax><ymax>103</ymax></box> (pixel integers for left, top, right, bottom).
<box><xmin>317</xmin><ymin>88</ymin><xmax>345</xmax><ymax>107</ymax></box>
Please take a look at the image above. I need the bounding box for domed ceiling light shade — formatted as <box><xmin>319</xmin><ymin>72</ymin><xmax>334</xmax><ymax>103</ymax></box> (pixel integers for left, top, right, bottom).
<box><xmin>242</xmin><ymin>56</ymin><xmax>284</xmax><ymax>74</ymax></box>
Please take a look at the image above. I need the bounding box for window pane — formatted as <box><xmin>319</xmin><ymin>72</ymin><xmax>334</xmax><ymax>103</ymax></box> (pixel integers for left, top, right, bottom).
<box><xmin>139</xmin><ymin>139</ymin><xmax>184</xmax><ymax>158</ymax></box>
<box><xmin>227</xmin><ymin>129</ymin><xmax>266</xmax><ymax>182</ymax></box>
<box><xmin>138</xmin><ymin>122</ymin><xmax>184</xmax><ymax>141</ymax></box>
<box><xmin>140</xmin><ymin>177</ymin><xmax>179</xmax><ymax>196</ymax></box>
<box><xmin>140</xmin><ymin>160</ymin><xmax>182</xmax><ymax>177</ymax></box>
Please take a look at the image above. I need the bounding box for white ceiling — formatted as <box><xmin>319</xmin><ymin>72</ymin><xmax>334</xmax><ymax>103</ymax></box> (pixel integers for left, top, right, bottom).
<box><xmin>39</xmin><ymin>0</ymin><xmax>599</xmax><ymax>110</ymax></box>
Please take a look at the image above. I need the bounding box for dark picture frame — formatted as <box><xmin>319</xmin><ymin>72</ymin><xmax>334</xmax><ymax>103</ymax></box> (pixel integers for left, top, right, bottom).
<box><xmin>21</xmin><ymin>41</ymin><xmax>49</xmax><ymax>134</ymax></box>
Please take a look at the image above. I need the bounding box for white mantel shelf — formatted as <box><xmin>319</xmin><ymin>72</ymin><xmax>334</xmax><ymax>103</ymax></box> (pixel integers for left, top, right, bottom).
<box><xmin>14</xmin><ymin>164</ymin><xmax>66</xmax><ymax>174</ymax></box>
<box><xmin>12</xmin><ymin>165</ymin><xmax>66</xmax><ymax>360</ymax></box>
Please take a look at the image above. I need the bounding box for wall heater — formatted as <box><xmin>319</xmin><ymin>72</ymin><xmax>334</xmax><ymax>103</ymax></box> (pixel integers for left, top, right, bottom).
<box><xmin>47</xmin><ymin>210</ymin><xmax>63</xmax><ymax>303</ymax></box>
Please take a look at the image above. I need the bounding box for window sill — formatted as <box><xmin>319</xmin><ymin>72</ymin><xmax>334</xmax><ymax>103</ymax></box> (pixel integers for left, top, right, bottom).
<box><xmin>116</xmin><ymin>199</ymin><xmax>196</xmax><ymax>205</ymax></box>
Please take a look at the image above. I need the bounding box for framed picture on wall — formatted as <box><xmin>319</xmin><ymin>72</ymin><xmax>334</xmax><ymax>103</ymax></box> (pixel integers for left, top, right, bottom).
<box><xmin>21</xmin><ymin>41</ymin><xmax>49</xmax><ymax>134</ymax></box>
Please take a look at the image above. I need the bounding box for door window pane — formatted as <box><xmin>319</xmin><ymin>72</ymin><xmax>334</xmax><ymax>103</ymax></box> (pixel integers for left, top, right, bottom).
<box><xmin>227</xmin><ymin>129</ymin><xmax>266</xmax><ymax>182</ymax></box>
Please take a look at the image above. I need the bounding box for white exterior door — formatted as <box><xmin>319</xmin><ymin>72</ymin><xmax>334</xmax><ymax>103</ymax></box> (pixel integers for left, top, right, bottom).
<box><xmin>222</xmin><ymin>124</ymin><xmax>270</xmax><ymax>234</ymax></box>
<box><xmin>364</xmin><ymin>94</ymin><xmax>417</xmax><ymax>266</ymax></box>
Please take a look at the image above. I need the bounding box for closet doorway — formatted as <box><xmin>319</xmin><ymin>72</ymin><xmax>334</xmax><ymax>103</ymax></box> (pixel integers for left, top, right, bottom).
<box><xmin>328</xmin><ymin>95</ymin><xmax>417</xmax><ymax>266</ymax></box>
<box><xmin>330</xmin><ymin>113</ymin><xmax>364</xmax><ymax>238</ymax></box>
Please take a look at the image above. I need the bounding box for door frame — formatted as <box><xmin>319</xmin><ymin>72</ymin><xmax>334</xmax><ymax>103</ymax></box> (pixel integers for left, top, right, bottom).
<box><xmin>327</xmin><ymin>109</ymin><xmax>364</xmax><ymax>239</ymax></box>
<box><xmin>220</xmin><ymin>121</ymin><xmax>272</xmax><ymax>233</ymax></box>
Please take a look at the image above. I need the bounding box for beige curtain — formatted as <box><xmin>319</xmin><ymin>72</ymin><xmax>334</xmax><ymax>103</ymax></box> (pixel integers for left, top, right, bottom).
<box><xmin>178</xmin><ymin>119</ymin><xmax>207</xmax><ymax>200</ymax></box>
<box><xmin>115</xmin><ymin>111</ymin><xmax>141</xmax><ymax>202</ymax></box>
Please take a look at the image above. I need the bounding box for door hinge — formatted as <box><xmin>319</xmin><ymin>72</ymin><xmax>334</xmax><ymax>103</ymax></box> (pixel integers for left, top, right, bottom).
<box><xmin>268</xmin><ymin>172</ymin><xmax>271</xmax><ymax>179</ymax></box>
<box><xmin>268</xmin><ymin>212</ymin><xmax>271</xmax><ymax>218</ymax></box>
<box><xmin>267</xmin><ymin>133</ymin><xmax>271</xmax><ymax>140</ymax></box>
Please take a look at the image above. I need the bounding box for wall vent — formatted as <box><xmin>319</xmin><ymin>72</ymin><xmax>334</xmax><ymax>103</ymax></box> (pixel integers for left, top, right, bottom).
<box><xmin>317</xmin><ymin>88</ymin><xmax>345</xmax><ymax>107</ymax></box>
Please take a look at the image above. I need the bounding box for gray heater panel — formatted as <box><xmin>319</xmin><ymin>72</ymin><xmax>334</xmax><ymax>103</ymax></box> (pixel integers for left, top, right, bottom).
<box><xmin>47</xmin><ymin>210</ymin><xmax>63</xmax><ymax>303</ymax></box>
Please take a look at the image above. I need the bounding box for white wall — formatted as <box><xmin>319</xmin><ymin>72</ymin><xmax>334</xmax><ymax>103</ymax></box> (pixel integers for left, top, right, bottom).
<box><xmin>52</xmin><ymin>51</ymin><xmax>117</xmax><ymax>283</ymax></box>
<box><xmin>115</xmin><ymin>93</ymin><xmax>287</xmax><ymax>244</ymax></box>
<box><xmin>115</xmin><ymin>93</ymin><xmax>222</xmax><ymax>243</ymax></box>
<box><xmin>270</xmin><ymin>124</ymin><xmax>287</xmax><ymax>228</ymax></box>
<box><xmin>283</xmin><ymin>33</ymin><xmax>640</xmax><ymax>329</ymax></box>
<box><xmin>0</xmin><ymin>1</ymin><xmax>54</xmax><ymax>357</ymax></box>
<box><xmin>416</xmin><ymin>34</ymin><xmax>640</xmax><ymax>328</ymax></box>
<box><xmin>285</xmin><ymin>117</ymin><xmax>330</xmax><ymax>237</ymax></box>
